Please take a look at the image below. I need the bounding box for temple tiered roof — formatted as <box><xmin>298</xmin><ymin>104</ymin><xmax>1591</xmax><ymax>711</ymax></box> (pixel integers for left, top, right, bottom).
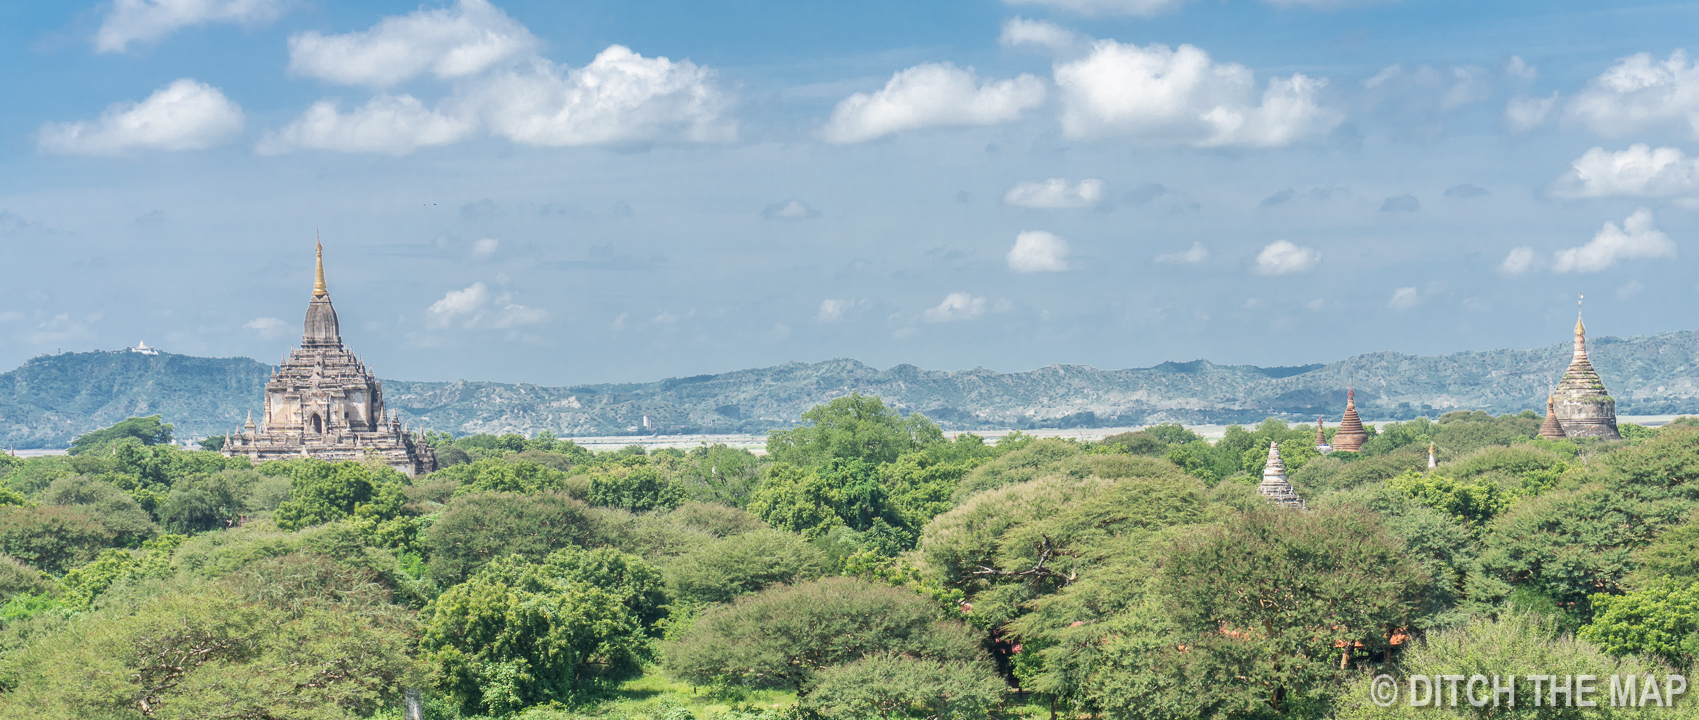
<box><xmin>1551</xmin><ymin>305</ymin><xmax>1620</xmax><ymax>440</ymax></box>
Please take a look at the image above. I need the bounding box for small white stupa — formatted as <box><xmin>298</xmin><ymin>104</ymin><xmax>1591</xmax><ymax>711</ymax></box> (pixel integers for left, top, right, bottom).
<box><xmin>128</xmin><ymin>340</ymin><xmax>159</xmax><ymax>356</ymax></box>
<box><xmin>1257</xmin><ymin>441</ymin><xmax>1306</xmax><ymax>509</ymax></box>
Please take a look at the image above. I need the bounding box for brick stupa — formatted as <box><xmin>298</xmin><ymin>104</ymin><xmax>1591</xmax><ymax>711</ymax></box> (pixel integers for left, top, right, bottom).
<box><xmin>1538</xmin><ymin>395</ymin><xmax>1567</xmax><ymax>439</ymax></box>
<box><xmin>1331</xmin><ymin>388</ymin><xmax>1368</xmax><ymax>453</ymax></box>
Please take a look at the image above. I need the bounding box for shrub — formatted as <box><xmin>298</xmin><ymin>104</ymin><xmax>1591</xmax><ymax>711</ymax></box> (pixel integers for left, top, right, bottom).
<box><xmin>0</xmin><ymin>505</ymin><xmax>117</xmax><ymax>574</ymax></box>
<box><xmin>801</xmin><ymin>653</ymin><xmax>1005</xmax><ymax>718</ymax></box>
<box><xmin>663</xmin><ymin>528</ymin><xmax>828</xmax><ymax>606</ymax></box>
<box><xmin>663</xmin><ymin>576</ymin><xmax>988</xmax><ymax>691</ymax></box>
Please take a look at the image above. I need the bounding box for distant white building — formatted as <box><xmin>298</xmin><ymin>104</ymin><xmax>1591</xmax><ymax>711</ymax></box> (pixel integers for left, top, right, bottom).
<box><xmin>128</xmin><ymin>341</ymin><xmax>159</xmax><ymax>356</ymax></box>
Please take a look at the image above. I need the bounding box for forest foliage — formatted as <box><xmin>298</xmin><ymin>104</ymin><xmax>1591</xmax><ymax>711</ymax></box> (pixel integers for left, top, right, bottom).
<box><xmin>0</xmin><ymin>399</ymin><xmax>1695</xmax><ymax>719</ymax></box>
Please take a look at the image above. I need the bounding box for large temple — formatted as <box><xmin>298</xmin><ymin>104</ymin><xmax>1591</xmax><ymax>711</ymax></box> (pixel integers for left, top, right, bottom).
<box><xmin>1550</xmin><ymin>307</ymin><xmax>1620</xmax><ymax>440</ymax></box>
<box><xmin>223</xmin><ymin>242</ymin><xmax>438</xmax><ymax>475</ymax></box>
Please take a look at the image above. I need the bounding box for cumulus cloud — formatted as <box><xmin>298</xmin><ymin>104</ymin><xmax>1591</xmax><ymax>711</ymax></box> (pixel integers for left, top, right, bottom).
<box><xmin>1004</xmin><ymin>178</ymin><xmax>1104</xmax><ymax>208</ymax></box>
<box><xmin>264</xmin><ymin>45</ymin><xmax>731</xmax><ymax>154</ymax></box>
<box><xmin>38</xmin><ymin>79</ymin><xmax>243</xmax><ymax>155</ymax></box>
<box><xmin>1053</xmin><ymin>40</ymin><xmax>1338</xmax><ymax>146</ymax></box>
<box><xmin>1504</xmin><ymin>92</ymin><xmax>1558</xmax><ymax>133</ymax></box>
<box><xmin>287</xmin><ymin>0</ymin><xmax>536</xmax><ymax>87</ymax></box>
<box><xmin>1254</xmin><ymin>240</ymin><xmax>1320</xmax><ymax>275</ymax></box>
<box><xmin>1499</xmin><ymin>247</ymin><xmax>1542</xmax><ymax>276</ymax></box>
<box><xmin>1568</xmin><ymin>51</ymin><xmax>1699</xmax><ymax>138</ymax></box>
<box><xmin>96</xmin><ymin>0</ymin><xmax>287</xmax><ymax>54</ymax></box>
<box><xmin>1002</xmin><ymin>0</ymin><xmax>1192</xmax><ymax>17</ymax></box>
<box><xmin>1388</xmin><ymin>287</ymin><xmax>1419</xmax><ymax>310</ymax></box>
<box><xmin>244</xmin><ymin>317</ymin><xmax>288</xmax><ymax>338</ymax></box>
<box><xmin>923</xmin><ymin>292</ymin><xmax>988</xmax><ymax>322</ymax></box>
<box><xmin>465</xmin><ymin>46</ymin><xmax>734</xmax><ymax>146</ymax></box>
<box><xmin>763</xmin><ymin>200</ymin><xmax>820</xmax><ymax>219</ymax></box>
<box><xmin>426</xmin><ymin>281</ymin><xmax>546</xmax><ymax>329</ymax></box>
<box><xmin>1006</xmin><ymin>231</ymin><xmax>1071</xmax><ymax>272</ymax></box>
<box><xmin>823</xmin><ymin>63</ymin><xmax>1045</xmax><ymax>143</ymax></box>
<box><xmin>999</xmin><ymin>17</ymin><xmax>1082</xmax><ymax>54</ymax></box>
<box><xmin>1156</xmin><ymin>241</ymin><xmax>1208</xmax><ymax>263</ymax></box>
<box><xmin>256</xmin><ymin>95</ymin><xmax>473</xmax><ymax>155</ymax></box>
<box><xmin>1554</xmin><ymin>144</ymin><xmax>1699</xmax><ymax>200</ymax></box>
<box><xmin>472</xmin><ymin>238</ymin><xmax>499</xmax><ymax>258</ymax></box>
<box><xmin>816</xmin><ymin>298</ymin><xmax>860</xmax><ymax>322</ymax></box>
<box><xmin>1553</xmin><ymin>208</ymin><xmax>1677</xmax><ymax>273</ymax></box>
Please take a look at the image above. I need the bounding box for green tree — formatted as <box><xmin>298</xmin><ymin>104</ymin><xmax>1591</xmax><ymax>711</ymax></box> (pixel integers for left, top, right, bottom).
<box><xmin>801</xmin><ymin>653</ymin><xmax>1006</xmax><ymax>720</ymax></box>
<box><xmin>588</xmin><ymin>463</ymin><xmax>683</xmax><ymax>513</ymax></box>
<box><xmin>663</xmin><ymin>528</ymin><xmax>829</xmax><ymax>606</ymax></box>
<box><xmin>1630</xmin><ymin>510</ymin><xmax>1699</xmax><ymax>588</ymax></box>
<box><xmin>0</xmin><ymin>505</ymin><xmax>117</xmax><ymax>574</ymax></box>
<box><xmin>422</xmin><ymin>555</ymin><xmax>651</xmax><ymax>714</ymax></box>
<box><xmin>766</xmin><ymin>394</ymin><xmax>943</xmax><ymax>469</ymax></box>
<box><xmin>1385</xmin><ymin>469</ymin><xmax>1515</xmax><ymax>527</ymax></box>
<box><xmin>1581</xmin><ymin>578</ymin><xmax>1699</xmax><ymax>665</ymax></box>
<box><xmin>0</xmin><ymin>557</ymin><xmax>417</xmax><ymax>719</ymax></box>
<box><xmin>747</xmin><ymin>463</ymin><xmax>846</xmax><ymax>538</ymax></box>
<box><xmin>537</xmin><ymin>545</ymin><xmax>669</xmax><ymax>633</ymax></box>
<box><xmin>273</xmin><ymin>459</ymin><xmax>407</xmax><ymax>531</ymax></box>
<box><xmin>41</xmin><ymin>475</ymin><xmax>159</xmax><ymax>547</ymax></box>
<box><xmin>437</xmin><ymin>458</ymin><xmax>580</xmax><ymax>497</ymax></box>
<box><xmin>424</xmin><ymin>492</ymin><xmax>592</xmax><ymax>585</ymax></box>
<box><xmin>67</xmin><ymin>415</ymin><xmax>173</xmax><ymax>455</ymax></box>
<box><xmin>1162</xmin><ymin>506</ymin><xmax>1432</xmax><ymax>715</ymax></box>
<box><xmin>663</xmin><ymin>576</ymin><xmax>988</xmax><ymax>692</ymax></box>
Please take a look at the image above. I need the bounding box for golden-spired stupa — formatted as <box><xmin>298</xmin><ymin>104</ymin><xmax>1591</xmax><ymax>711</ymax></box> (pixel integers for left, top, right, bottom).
<box><xmin>223</xmin><ymin>241</ymin><xmax>437</xmax><ymax>475</ymax></box>
<box><xmin>1551</xmin><ymin>299</ymin><xmax>1620</xmax><ymax>440</ymax></box>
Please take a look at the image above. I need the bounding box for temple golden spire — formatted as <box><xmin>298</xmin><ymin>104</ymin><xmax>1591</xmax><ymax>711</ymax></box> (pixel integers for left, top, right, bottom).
<box><xmin>313</xmin><ymin>232</ymin><xmax>328</xmax><ymax>298</ymax></box>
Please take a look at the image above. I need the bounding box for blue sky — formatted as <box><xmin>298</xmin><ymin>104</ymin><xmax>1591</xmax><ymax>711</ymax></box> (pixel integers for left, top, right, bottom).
<box><xmin>4</xmin><ymin>0</ymin><xmax>1699</xmax><ymax>385</ymax></box>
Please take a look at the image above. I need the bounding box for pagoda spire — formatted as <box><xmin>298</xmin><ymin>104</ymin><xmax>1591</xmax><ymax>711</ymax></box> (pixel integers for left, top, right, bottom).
<box><xmin>313</xmin><ymin>231</ymin><xmax>328</xmax><ymax>298</ymax></box>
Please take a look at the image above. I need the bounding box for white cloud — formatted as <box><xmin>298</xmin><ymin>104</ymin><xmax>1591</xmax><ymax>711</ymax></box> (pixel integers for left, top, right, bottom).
<box><xmin>1004</xmin><ymin>178</ymin><xmax>1104</xmax><ymax>208</ymax></box>
<box><xmin>1304</xmin><ymin>298</ymin><xmax>1325</xmax><ymax>311</ymax></box>
<box><xmin>472</xmin><ymin>237</ymin><xmax>499</xmax><ymax>258</ymax></box>
<box><xmin>1500</xmin><ymin>247</ymin><xmax>1542</xmax><ymax>276</ymax></box>
<box><xmin>287</xmin><ymin>0</ymin><xmax>536</xmax><ymax>88</ymax></box>
<box><xmin>256</xmin><ymin>95</ymin><xmax>474</xmax><ymax>155</ymax></box>
<box><xmin>923</xmin><ymin>293</ymin><xmax>988</xmax><ymax>322</ymax></box>
<box><xmin>426</xmin><ymin>281</ymin><xmax>547</xmax><ymax>329</ymax></box>
<box><xmin>1053</xmin><ymin>40</ymin><xmax>1338</xmax><ymax>146</ymax></box>
<box><xmin>1002</xmin><ymin>0</ymin><xmax>1192</xmax><ymax>17</ymax></box>
<box><xmin>1006</xmin><ymin>231</ymin><xmax>1071</xmax><ymax>272</ymax></box>
<box><xmin>1156</xmin><ymin>241</ymin><xmax>1208</xmax><ymax>263</ymax></box>
<box><xmin>469</xmin><ymin>46</ymin><xmax>734</xmax><ymax>147</ymax></box>
<box><xmin>999</xmin><ymin>17</ymin><xmax>1082</xmax><ymax>54</ymax></box>
<box><xmin>816</xmin><ymin>298</ymin><xmax>860</xmax><ymax>323</ymax></box>
<box><xmin>1554</xmin><ymin>144</ymin><xmax>1699</xmax><ymax>200</ymax></box>
<box><xmin>1504</xmin><ymin>92</ymin><xmax>1558</xmax><ymax>133</ymax></box>
<box><xmin>38</xmin><ymin>79</ymin><xmax>243</xmax><ymax>155</ymax></box>
<box><xmin>1388</xmin><ymin>287</ymin><xmax>1419</xmax><ymax>310</ymax></box>
<box><xmin>823</xmin><ymin>63</ymin><xmax>1046</xmax><ymax>143</ymax></box>
<box><xmin>1254</xmin><ymin>240</ymin><xmax>1320</xmax><ymax>275</ymax></box>
<box><xmin>1553</xmin><ymin>208</ymin><xmax>1677</xmax><ymax>273</ymax></box>
<box><xmin>96</xmin><ymin>0</ymin><xmax>287</xmax><ymax>54</ymax></box>
<box><xmin>244</xmin><ymin>317</ymin><xmax>288</xmax><ymax>338</ymax></box>
<box><xmin>1568</xmin><ymin>51</ymin><xmax>1699</xmax><ymax>138</ymax></box>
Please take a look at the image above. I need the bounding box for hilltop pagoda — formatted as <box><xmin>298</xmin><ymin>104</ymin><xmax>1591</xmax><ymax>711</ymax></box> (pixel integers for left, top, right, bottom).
<box><xmin>1331</xmin><ymin>388</ymin><xmax>1368</xmax><ymax>453</ymax></box>
<box><xmin>1257</xmin><ymin>442</ymin><xmax>1305</xmax><ymax>509</ymax></box>
<box><xmin>1551</xmin><ymin>306</ymin><xmax>1620</xmax><ymax>440</ymax></box>
<box><xmin>223</xmin><ymin>241</ymin><xmax>437</xmax><ymax>475</ymax></box>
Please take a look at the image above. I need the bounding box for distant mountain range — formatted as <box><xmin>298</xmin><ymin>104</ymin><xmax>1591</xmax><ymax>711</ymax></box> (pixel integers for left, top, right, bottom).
<box><xmin>4</xmin><ymin>329</ymin><xmax>1699</xmax><ymax>448</ymax></box>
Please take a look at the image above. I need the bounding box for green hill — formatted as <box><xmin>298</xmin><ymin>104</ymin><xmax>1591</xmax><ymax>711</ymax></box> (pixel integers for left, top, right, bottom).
<box><xmin>5</xmin><ymin>329</ymin><xmax>1699</xmax><ymax>448</ymax></box>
